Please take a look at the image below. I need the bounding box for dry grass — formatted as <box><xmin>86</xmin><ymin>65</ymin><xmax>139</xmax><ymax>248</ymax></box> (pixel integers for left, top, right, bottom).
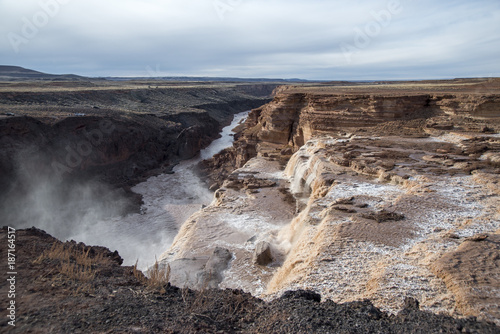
<box><xmin>147</xmin><ymin>261</ymin><xmax>171</xmax><ymax>287</ymax></box>
<box><xmin>59</xmin><ymin>261</ymin><xmax>95</xmax><ymax>282</ymax></box>
<box><xmin>33</xmin><ymin>243</ymin><xmax>104</xmax><ymax>283</ymax></box>
<box><xmin>133</xmin><ymin>259</ymin><xmax>171</xmax><ymax>290</ymax></box>
<box><xmin>132</xmin><ymin>260</ymin><xmax>146</xmax><ymax>283</ymax></box>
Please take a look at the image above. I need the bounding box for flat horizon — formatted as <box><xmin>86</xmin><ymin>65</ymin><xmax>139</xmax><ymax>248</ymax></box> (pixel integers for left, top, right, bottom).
<box><xmin>1</xmin><ymin>1</ymin><xmax>499</xmax><ymax>80</ymax></box>
<box><xmin>2</xmin><ymin>64</ymin><xmax>498</xmax><ymax>83</ymax></box>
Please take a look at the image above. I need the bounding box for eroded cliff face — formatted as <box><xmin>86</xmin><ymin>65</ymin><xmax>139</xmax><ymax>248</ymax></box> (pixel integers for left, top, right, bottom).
<box><xmin>191</xmin><ymin>81</ymin><xmax>500</xmax><ymax>325</ymax></box>
<box><xmin>268</xmin><ymin>135</ymin><xmax>499</xmax><ymax>324</ymax></box>
<box><xmin>200</xmin><ymin>82</ymin><xmax>500</xmax><ymax>188</ymax></box>
<box><xmin>251</xmin><ymin>91</ymin><xmax>500</xmax><ymax>151</ymax></box>
<box><xmin>0</xmin><ymin>85</ymin><xmax>273</xmax><ymax>228</ymax></box>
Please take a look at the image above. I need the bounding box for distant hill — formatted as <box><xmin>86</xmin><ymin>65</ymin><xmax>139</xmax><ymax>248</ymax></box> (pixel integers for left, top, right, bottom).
<box><xmin>0</xmin><ymin>65</ymin><xmax>85</xmax><ymax>81</ymax></box>
<box><xmin>0</xmin><ymin>65</ymin><xmax>315</xmax><ymax>83</ymax></box>
<box><xmin>103</xmin><ymin>76</ymin><xmax>312</xmax><ymax>83</ymax></box>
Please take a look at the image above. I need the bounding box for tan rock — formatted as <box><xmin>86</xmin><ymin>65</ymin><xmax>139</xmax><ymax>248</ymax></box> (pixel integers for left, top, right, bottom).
<box><xmin>431</xmin><ymin>234</ymin><xmax>500</xmax><ymax>324</ymax></box>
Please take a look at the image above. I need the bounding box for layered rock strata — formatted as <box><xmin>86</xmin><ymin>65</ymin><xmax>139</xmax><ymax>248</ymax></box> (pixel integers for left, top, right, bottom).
<box><xmin>200</xmin><ymin>81</ymin><xmax>500</xmax><ymax>188</ymax></box>
<box><xmin>191</xmin><ymin>80</ymin><xmax>500</xmax><ymax>325</ymax></box>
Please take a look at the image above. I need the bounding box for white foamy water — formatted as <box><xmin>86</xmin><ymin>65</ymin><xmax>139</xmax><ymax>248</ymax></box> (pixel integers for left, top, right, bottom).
<box><xmin>67</xmin><ymin>111</ymin><xmax>250</xmax><ymax>269</ymax></box>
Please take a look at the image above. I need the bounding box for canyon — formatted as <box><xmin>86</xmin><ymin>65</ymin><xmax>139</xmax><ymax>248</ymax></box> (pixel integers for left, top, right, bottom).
<box><xmin>1</xmin><ymin>76</ymin><xmax>500</xmax><ymax>332</ymax></box>
<box><xmin>175</xmin><ymin>78</ymin><xmax>500</xmax><ymax>326</ymax></box>
<box><xmin>0</xmin><ymin>80</ymin><xmax>275</xmax><ymax>241</ymax></box>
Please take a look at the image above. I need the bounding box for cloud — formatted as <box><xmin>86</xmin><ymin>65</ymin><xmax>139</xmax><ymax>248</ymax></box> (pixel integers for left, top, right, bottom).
<box><xmin>1</xmin><ymin>0</ymin><xmax>499</xmax><ymax>79</ymax></box>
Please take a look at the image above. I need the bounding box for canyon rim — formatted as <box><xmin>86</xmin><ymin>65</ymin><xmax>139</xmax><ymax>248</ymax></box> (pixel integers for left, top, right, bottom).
<box><xmin>0</xmin><ymin>72</ymin><xmax>499</xmax><ymax>333</ymax></box>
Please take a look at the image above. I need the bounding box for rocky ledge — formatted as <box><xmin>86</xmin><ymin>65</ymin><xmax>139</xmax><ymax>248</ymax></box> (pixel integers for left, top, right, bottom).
<box><xmin>188</xmin><ymin>79</ymin><xmax>500</xmax><ymax>326</ymax></box>
<box><xmin>2</xmin><ymin>79</ymin><xmax>500</xmax><ymax>332</ymax></box>
<box><xmin>1</xmin><ymin>227</ymin><xmax>498</xmax><ymax>333</ymax></box>
<box><xmin>200</xmin><ymin>79</ymin><xmax>500</xmax><ymax>188</ymax></box>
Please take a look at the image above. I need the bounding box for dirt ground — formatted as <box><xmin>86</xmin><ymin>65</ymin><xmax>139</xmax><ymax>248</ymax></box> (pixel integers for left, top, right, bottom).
<box><xmin>0</xmin><ymin>227</ymin><xmax>498</xmax><ymax>333</ymax></box>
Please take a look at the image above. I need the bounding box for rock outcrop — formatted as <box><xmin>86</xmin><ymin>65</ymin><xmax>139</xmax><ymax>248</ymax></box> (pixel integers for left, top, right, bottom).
<box><xmin>266</xmin><ymin>134</ymin><xmax>499</xmax><ymax>324</ymax></box>
<box><xmin>0</xmin><ymin>83</ymin><xmax>273</xmax><ymax>224</ymax></box>
<box><xmin>431</xmin><ymin>233</ymin><xmax>500</xmax><ymax>325</ymax></box>
<box><xmin>253</xmin><ymin>241</ymin><xmax>274</xmax><ymax>266</ymax></box>
<box><xmin>200</xmin><ymin>79</ymin><xmax>500</xmax><ymax>189</ymax></box>
<box><xmin>2</xmin><ymin>227</ymin><xmax>498</xmax><ymax>333</ymax></box>
<box><xmin>194</xmin><ymin>79</ymin><xmax>500</xmax><ymax>325</ymax></box>
<box><xmin>2</xmin><ymin>78</ymin><xmax>500</xmax><ymax>332</ymax></box>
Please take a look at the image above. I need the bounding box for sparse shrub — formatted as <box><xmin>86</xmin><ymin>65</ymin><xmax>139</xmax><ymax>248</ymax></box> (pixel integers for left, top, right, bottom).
<box><xmin>145</xmin><ymin>259</ymin><xmax>171</xmax><ymax>290</ymax></box>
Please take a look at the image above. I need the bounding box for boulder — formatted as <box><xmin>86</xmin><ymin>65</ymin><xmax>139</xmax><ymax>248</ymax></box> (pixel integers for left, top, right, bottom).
<box><xmin>253</xmin><ymin>241</ymin><xmax>274</xmax><ymax>266</ymax></box>
<box><xmin>196</xmin><ymin>247</ymin><xmax>233</xmax><ymax>289</ymax></box>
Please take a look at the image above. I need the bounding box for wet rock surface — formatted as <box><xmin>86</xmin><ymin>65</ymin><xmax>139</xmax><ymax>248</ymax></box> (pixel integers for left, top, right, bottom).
<box><xmin>161</xmin><ymin>157</ymin><xmax>296</xmax><ymax>295</ymax></box>
<box><xmin>194</xmin><ymin>79</ymin><xmax>500</xmax><ymax>326</ymax></box>
<box><xmin>1</xmin><ymin>227</ymin><xmax>498</xmax><ymax>333</ymax></box>
<box><xmin>196</xmin><ymin>247</ymin><xmax>233</xmax><ymax>289</ymax></box>
<box><xmin>253</xmin><ymin>241</ymin><xmax>274</xmax><ymax>266</ymax></box>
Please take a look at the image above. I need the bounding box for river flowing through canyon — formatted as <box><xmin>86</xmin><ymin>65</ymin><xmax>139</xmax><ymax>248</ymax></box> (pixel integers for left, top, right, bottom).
<box><xmin>66</xmin><ymin>111</ymin><xmax>251</xmax><ymax>270</ymax></box>
<box><xmin>2</xmin><ymin>78</ymin><xmax>499</xmax><ymax>330</ymax></box>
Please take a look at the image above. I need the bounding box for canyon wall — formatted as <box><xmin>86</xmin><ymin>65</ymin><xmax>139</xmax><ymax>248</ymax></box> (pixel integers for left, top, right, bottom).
<box><xmin>200</xmin><ymin>81</ymin><xmax>500</xmax><ymax>188</ymax></box>
<box><xmin>192</xmin><ymin>80</ymin><xmax>500</xmax><ymax>324</ymax></box>
<box><xmin>249</xmin><ymin>90</ymin><xmax>500</xmax><ymax>150</ymax></box>
<box><xmin>0</xmin><ymin>84</ymin><xmax>273</xmax><ymax>226</ymax></box>
<box><xmin>0</xmin><ymin>85</ymin><xmax>274</xmax><ymax>183</ymax></box>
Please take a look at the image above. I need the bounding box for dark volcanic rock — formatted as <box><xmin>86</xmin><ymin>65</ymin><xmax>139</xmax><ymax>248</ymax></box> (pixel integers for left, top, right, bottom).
<box><xmin>0</xmin><ymin>85</ymin><xmax>272</xmax><ymax>225</ymax></box>
<box><xmin>1</xmin><ymin>227</ymin><xmax>497</xmax><ymax>333</ymax></box>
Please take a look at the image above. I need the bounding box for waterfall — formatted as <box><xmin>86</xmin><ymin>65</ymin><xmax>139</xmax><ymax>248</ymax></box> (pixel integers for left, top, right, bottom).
<box><xmin>64</xmin><ymin>110</ymin><xmax>251</xmax><ymax>270</ymax></box>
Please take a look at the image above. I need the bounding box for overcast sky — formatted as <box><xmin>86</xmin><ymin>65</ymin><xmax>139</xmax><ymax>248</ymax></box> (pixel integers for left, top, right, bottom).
<box><xmin>1</xmin><ymin>0</ymin><xmax>499</xmax><ymax>80</ymax></box>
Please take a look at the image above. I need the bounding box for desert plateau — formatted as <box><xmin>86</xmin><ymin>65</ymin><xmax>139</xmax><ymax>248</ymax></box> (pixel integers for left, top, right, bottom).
<box><xmin>0</xmin><ymin>66</ymin><xmax>499</xmax><ymax>332</ymax></box>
